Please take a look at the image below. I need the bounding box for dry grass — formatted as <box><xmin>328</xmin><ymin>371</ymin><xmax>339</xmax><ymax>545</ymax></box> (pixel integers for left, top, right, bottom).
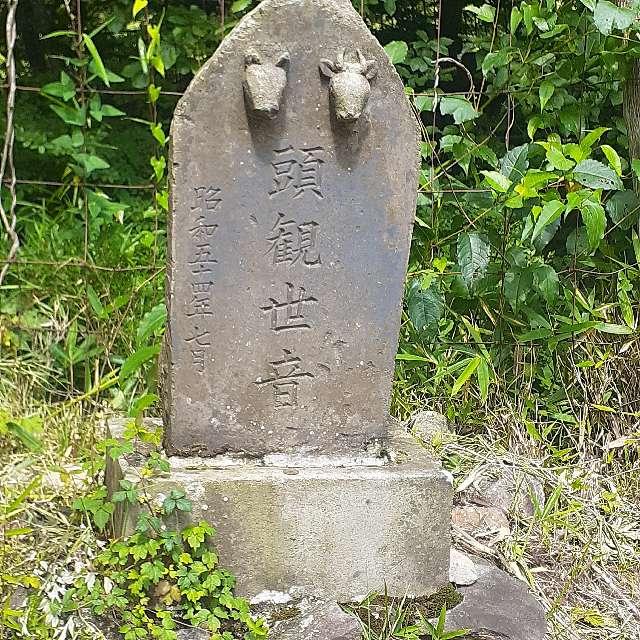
<box><xmin>436</xmin><ymin>421</ymin><xmax>640</xmax><ymax>640</ymax></box>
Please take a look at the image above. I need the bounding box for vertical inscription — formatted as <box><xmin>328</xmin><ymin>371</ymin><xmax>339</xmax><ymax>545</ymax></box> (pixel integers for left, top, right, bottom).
<box><xmin>255</xmin><ymin>144</ymin><xmax>326</xmax><ymax>410</ymax></box>
<box><xmin>184</xmin><ymin>186</ymin><xmax>222</xmax><ymax>372</ymax></box>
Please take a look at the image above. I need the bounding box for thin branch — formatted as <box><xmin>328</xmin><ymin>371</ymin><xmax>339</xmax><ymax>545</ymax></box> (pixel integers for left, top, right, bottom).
<box><xmin>0</xmin><ymin>0</ymin><xmax>19</xmax><ymax>286</ymax></box>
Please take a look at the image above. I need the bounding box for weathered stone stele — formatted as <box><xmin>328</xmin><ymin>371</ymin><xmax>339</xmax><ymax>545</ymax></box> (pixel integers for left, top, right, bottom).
<box><xmin>164</xmin><ymin>0</ymin><xmax>419</xmax><ymax>456</ymax></box>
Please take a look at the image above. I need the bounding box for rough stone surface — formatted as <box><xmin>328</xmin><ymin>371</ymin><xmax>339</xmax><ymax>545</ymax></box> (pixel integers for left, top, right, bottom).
<box><xmin>410</xmin><ymin>410</ymin><xmax>449</xmax><ymax>443</ymax></box>
<box><xmin>268</xmin><ymin>598</ymin><xmax>361</xmax><ymax>640</ymax></box>
<box><xmin>449</xmin><ymin>548</ymin><xmax>478</xmax><ymax>586</ymax></box>
<box><xmin>467</xmin><ymin>466</ymin><xmax>545</xmax><ymax>519</ymax></box>
<box><xmin>106</xmin><ymin>419</ymin><xmax>452</xmax><ymax>601</ymax></box>
<box><xmin>452</xmin><ymin>505</ymin><xmax>510</xmax><ymax>538</ymax></box>
<box><xmin>164</xmin><ymin>0</ymin><xmax>420</xmax><ymax>456</ymax></box>
<box><xmin>445</xmin><ymin>559</ymin><xmax>547</xmax><ymax>640</ymax></box>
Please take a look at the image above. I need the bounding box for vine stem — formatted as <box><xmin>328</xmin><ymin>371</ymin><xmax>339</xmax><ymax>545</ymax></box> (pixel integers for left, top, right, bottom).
<box><xmin>0</xmin><ymin>0</ymin><xmax>19</xmax><ymax>286</ymax></box>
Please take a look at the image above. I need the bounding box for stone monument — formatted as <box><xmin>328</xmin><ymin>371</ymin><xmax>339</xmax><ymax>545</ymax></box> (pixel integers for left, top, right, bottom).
<box><xmin>110</xmin><ymin>0</ymin><xmax>452</xmax><ymax>603</ymax></box>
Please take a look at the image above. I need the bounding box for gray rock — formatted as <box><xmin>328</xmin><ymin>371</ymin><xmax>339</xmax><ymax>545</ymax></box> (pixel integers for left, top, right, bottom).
<box><xmin>452</xmin><ymin>505</ymin><xmax>510</xmax><ymax>538</ymax></box>
<box><xmin>445</xmin><ymin>560</ymin><xmax>547</xmax><ymax>640</ymax></box>
<box><xmin>163</xmin><ymin>0</ymin><xmax>420</xmax><ymax>457</ymax></box>
<box><xmin>450</xmin><ymin>548</ymin><xmax>478</xmax><ymax>586</ymax></box>
<box><xmin>269</xmin><ymin>599</ymin><xmax>361</xmax><ymax>640</ymax></box>
<box><xmin>468</xmin><ymin>466</ymin><xmax>544</xmax><ymax>519</ymax></box>
<box><xmin>410</xmin><ymin>410</ymin><xmax>449</xmax><ymax>443</ymax></box>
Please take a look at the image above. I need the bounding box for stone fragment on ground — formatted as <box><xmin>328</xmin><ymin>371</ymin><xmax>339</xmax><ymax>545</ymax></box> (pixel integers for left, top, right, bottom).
<box><xmin>450</xmin><ymin>548</ymin><xmax>479</xmax><ymax>586</ymax></box>
<box><xmin>467</xmin><ymin>465</ymin><xmax>544</xmax><ymax>519</ymax></box>
<box><xmin>265</xmin><ymin>597</ymin><xmax>361</xmax><ymax>640</ymax></box>
<box><xmin>409</xmin><ymin>410</ymin><xmax>450</xmax><ymax>443</ymax></box>
<box><xmin>452</xmin><ymin>504</ymin><xmax>511</xmax><ymax>541</ymax></box>
<box><xmin>445</xmin><ymin>558</ymin><xmax>547</xmax><ymax>640</ymax></box>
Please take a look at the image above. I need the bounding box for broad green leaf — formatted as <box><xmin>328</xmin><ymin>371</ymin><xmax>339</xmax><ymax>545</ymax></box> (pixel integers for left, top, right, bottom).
<box><xmin>464</xmin><ymin>4</ymin><xmax>496</xmax><ymax>22</ymax></box>
<box><xmin>532</xmin><ymin>200</ymin><xmax>564</xmax><ymax>242</ymax></box>
<box><xmin>384</xmin><ymin>41</ymin><xmax>408</xmax><ymax>64</ymax></box>
<box><xmin>601</xmin><ymin>144</ymin><xmax>622</xmax><ymax>176</ymax></box>
<box><xmin>581</xmin><ymin>126</ymin><xmax>609</xmax><ymax>150</ymax></box>
<box><xmin>500</xmin><ymin>144</ymin><xmax>529</xmax><ymax>181</ymax></box>
<box><xmin>41</xmin><ymin>71</ymin><xmax>75</xmax><ymax>101</ymax></box>
<box><xmin>457</xmin><ymin>232</ymin><xmax>490</xmax><ymax>290</ymax></box>
<box><xmin>617</xmin><ymin>272</ymin><xmax>635</xmax><ymax>329</ymax></box>
<box><xmin>137</xmin><ymin>303</ymin><xmax>167</xmax><ymax>345</ymax></box>
<box><xmin>606</xmin><ymin>190</ymin><xmax>640</xmax><ymax>228</ymax></box>
<box><xmin>504</xmin><ymin>266</ymin><xmax>534</xmax><ymax>310</ymax></box>
<box><xmin>231</xmin><ymin>0</ymin><xmax>252</xmax><ymax>11</ymax></box>
<box><xmin>119</xmin><ymin>344</ymin><xmax>160</xmax><ymax>384</ymax></box>
<box><xmin>538</xmin><ymin>142</ymin><xmax>574</xmax><ymax>171</ymax></box>
<box><xmin>87</xmin><ymin>285</ymin><xmax>106</xmax><ymax>319</ymax></box>
<box><xmin>451</xmin><ymin>356</ymin><xmax>482</xmax><ymax>396</ymax></box>
<box><xmin>482</xmin><ymin>50</ymin><xmax>509</xmax><ymax>76</ymax></box>
<box><xmin>100</xmin><ymin>104</ymin><xmax>126</xmax><ymax>117</ymax></box>
<box><xmin>510</xmin><ymin>7</ymin><xmax>523</xmax><ymax>33</ymax></box>
<box><xmin>50</xmin><ymin>103</ymin><xmax>86</xmax><ymax>126</ymax></box>
<box><xmin>534</xmin><ymin>265</ymin><xmax>559</xmax><ymax>305</ymax></box>
<box><xmin>407</xmin><ymin>284</ymin><xmax>443</xmax><ymax>335</ymax></box>
<box><xmin>593</xmin><ymin>0</ymin><xmax>635</xmax><ymax>35</ymax></box>
<box><xmin>75</xmin><ymin>153</ymin><xmax>110</xmax><ymax>175</ymax></box>
<box><xmin>595</xmin><ymin>322</ymin><xmax>634</xmax><ymax>334</ymax></box>
<box><xmin>580</xmin><ymin>196</ymin><xmax>607</xmax><ymax>250</ymax></box>
<box><xmin>539</xmin><ymin>79</ymin><xmax>555</xmax><ymax>111</ymax></box>
<box><xmin>83</xmin><ymin>34</ymin><xmax>110</xmax><ymax>87</ymax></box>
<box><xmin>481</xmin><ymin>170</ymin><xmax>511</xmax><ymax>193</ymax></box>
<box><xmin>133</xmin><ymin>0</ymin><xmax>148</xmax><ymax>17</ymax></box>
<box><xmin>573</xmin><ymin>159</ymin><xmax>623</xmax><ymax>190</ymax></box>
<box><xmin>440</xmin><ymin>96</ymin><xmax>479</xmax><ymax>124</ymax></box>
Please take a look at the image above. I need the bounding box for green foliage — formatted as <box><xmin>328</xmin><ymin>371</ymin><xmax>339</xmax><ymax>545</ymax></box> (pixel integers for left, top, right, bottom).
<box><xmin>68</xmin><ymin>519</ymin><xmax>268</xmax><ymax>640</ymax></box>
<box><xmin>419</xmin><ymin>606</ymin><xmax>469</xmax><ymax>640</ymax></box>
<box><xmin>65</xmin><ymin>422</ymin><xmax>268</xmax><ymax>640</ymax></box>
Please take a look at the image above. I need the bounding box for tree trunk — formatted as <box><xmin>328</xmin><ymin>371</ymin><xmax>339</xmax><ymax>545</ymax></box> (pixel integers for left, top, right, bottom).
<box><xmin>624</xmin><ymin>61</ymin><xmax>640</xmax><ymax>166</ymax></box>
<box><xmin>618</xmin><ymin>1</ymin><xmax>640</xmax><ymax>178</ymax></box>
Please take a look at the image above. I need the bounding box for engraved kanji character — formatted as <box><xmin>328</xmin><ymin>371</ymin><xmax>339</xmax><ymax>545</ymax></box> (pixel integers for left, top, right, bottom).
<box><xmin>186</xmin><ymin>281</ymin><xmax>214</xmax><ymax>317</ymax></box>
<box><xmin>188</xmin><ymin>245</ymin><xmax>218</xmax><ymax>275</ymax></box>
<box><xmin>189</xmin><ymin>221</ymin><xmax>218</xmax><ymax>243</ymax></box>
<box><xmin>269</xmin><ymin>146</ymin><xmax>298</xmax><ymax>196</ymax></box>
<box><xmin>254</xmin><ymin>348</ymin><xmax>313</xmax><ymax>409</ymax></box>
<box><xmin>261</xmin><ymin>283</ymin><xmax>317</xmax><ymax>332</ymax></box>
<box><xmin>185</xmin><ymin>325</ymin><xmax>211</xmax><ymax>371</ymax></box>
<box><xmin>294</xmin><ymin>146</ymin><xmax>324</xmax><ymax>199</ymax></box>
<box><xmin>266</xmin><ymin>213</ymin><xmax>321</xmax><ymax>267</ymax></box>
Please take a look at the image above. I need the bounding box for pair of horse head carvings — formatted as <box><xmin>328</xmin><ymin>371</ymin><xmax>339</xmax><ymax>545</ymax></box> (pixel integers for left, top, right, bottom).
<box><xmin>243</xmin><ymin>48</ymin><xmax>378</xmax><ymax>123</ymax></box>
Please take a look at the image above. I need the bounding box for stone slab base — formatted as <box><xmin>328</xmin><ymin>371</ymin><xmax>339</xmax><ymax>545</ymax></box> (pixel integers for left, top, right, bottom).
<box><xmin>106</xmin><ymin>418</ymin><xmax>452</xmax><ymax>602</ymax></box>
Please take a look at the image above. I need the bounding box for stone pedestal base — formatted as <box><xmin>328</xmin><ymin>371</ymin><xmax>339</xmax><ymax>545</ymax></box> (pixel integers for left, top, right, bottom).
<box><xmin>106</xmin><ymin>419</ymin><xmax>452</xmax><ymax>602</ymax></box>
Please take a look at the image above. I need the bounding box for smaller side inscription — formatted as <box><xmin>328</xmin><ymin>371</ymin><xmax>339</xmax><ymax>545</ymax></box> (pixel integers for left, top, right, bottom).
<box><xmin>183</xmin><ymin>185</ymin><xmax>222</xmax><ymax>371</ymax></box>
